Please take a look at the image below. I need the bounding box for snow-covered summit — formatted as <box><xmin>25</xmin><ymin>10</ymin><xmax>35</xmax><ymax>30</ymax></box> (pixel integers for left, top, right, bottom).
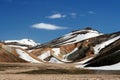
<box><xmin>62</xmin><ymin>28</ymin><xmax>103</xmax><ymax>44</ymax></box>
<box><xmin>5</xmin><ymin>39</ymin><xmax>40</xmax><ymax>47</ymax></box>
<box><xmin>43</xmin><ymin>27</ymin><xmax>103</xmax><ymax>47</ymax></box>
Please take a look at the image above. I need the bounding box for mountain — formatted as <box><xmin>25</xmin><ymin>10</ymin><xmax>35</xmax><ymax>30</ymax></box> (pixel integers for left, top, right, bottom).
<box><xmin>30</xmin><ymin>28</ymin><xmax>102</xmax><ymax>62</ymax></box>
<box><xmin>0</xmin><ymin>43</ymin><xmax>42</xmax><ymax>63</ymax></box>
<box><xmin>31</xmin><ymin>27</ymin><xmax>103</xmax><ymax>49</ymax></box>
<box><xmin>0</xmin><ymin>27</ymin><xmax>120</xmax><ymax>70</ymax></box>
<box><xmin>3</xmin><ymin>39</ymin><xmax>40</xmax><ymax>49</ymax></box>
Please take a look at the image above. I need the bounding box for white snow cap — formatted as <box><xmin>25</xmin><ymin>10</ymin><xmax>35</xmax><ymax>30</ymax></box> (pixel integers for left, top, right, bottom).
<box><xmin>5</xmin><ymin>39</ymin><xmax>40</xmax><ymax>47</ymax></box>
<box><xmin>61</xmin><ymin>29</ymin><xmax>103</xmax><ymax>45</ymax></box>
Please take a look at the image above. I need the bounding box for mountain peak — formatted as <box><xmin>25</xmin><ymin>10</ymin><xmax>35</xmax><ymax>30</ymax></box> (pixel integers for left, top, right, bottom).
<box><xmin>84</xmin><ymin>27</ymin><xmax>93</xmax><ymax>30</ymax></box>
<box><xmin>4</xmin><ymin>38</ymin><xmax>40</xmax><ymax>49</ymax></box>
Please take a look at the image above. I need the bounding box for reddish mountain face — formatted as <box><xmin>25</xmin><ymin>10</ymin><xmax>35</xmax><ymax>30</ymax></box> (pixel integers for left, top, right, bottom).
<box><xmin>0</xmin><ymin>43</ymin><xmax>26</xmax><ymax>62</ymax></box>
<box><xmin>0</xmin><ymin>28</ymin><xmax>120</xmax><ymax>70</ymax></box>
<box><xmin>0</xmin><ymin>43</ymin><xmax>42</xmax><ymax>63</ymax></box>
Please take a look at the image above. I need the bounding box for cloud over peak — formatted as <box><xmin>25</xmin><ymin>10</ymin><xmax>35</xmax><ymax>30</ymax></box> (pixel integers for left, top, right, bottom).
<box><xmin>47</xmin><ymin>13</ymin><xmax>66</xmax><ymax>19</ymax></box>
<box><xmin>32</xmin><ymin>23</ymin><xmax>67</xmax><ymax>30</ymax></box>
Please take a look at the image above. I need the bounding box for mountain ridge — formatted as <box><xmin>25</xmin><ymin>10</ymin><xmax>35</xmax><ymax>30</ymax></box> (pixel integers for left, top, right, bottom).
<box><xmin>0</xmin><ymin>27</ymin><xmax>120</xmax><ymax>70</ymax></box>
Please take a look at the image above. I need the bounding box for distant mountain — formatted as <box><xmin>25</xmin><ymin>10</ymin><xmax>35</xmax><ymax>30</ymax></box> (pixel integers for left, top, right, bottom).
<box><xmin>0</xmin><ymin>27</ymin><xmax>120</xmax><ymax>70</ymax></box>
<box><xmin>3</xmin><ymin>39</ymin><xmax>40</xmax><ymax>49</ymax></box>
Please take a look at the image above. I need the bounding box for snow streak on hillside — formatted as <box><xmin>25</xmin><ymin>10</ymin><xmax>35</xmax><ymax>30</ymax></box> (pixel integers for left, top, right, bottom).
<box><xmin>62</xmin><ymin>30</ymin><xmax>103</xmax><ymax>45</ymax></box>
<box><xmin>16</xmin><ymin>49</ymin><xmax>41</xmax><ymax>63</ymax></box>
<box><xmin>93</xmin><ymin>35</ymin><xmax>120</xmax><ymax>54</ymax></box>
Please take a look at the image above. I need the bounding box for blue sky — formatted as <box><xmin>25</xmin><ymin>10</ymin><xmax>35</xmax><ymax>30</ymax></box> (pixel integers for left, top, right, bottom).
<box><xmin>0</xmin><ymin>0</ymin><xmax>120</xmax><ymax>43</ymax></box>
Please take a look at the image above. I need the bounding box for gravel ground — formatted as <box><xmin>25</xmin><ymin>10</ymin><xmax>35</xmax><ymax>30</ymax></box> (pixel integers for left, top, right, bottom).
<box><xmin>0</xmin><ymin>63</ymin><xmax>120</xmax><ymax>80</ymax></box>
<box><xmin>0</xmin><ymin>74</ymin><xmax>120</xmax><ymax>80</ymax></box>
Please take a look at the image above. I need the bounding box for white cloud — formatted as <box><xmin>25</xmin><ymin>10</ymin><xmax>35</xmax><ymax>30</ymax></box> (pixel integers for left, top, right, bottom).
<box><xmin>32</xmin><ymin>23</ymin><xmax>67</xmax><ymax>30</ymax></box>
<box><xmin>47</xmin><ymin>13</ymin><xmax>66</xmax><ymax>19</ymax></box>
<box><xmin>88</xmin><ymin>11</ymin><xmax>96</xmax><ymax>14</ymax></box>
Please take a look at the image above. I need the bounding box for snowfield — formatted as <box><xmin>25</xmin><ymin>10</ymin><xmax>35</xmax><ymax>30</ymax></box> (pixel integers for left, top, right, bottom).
<box><xmin>5</xmin><ymin>39</ymin><xmax>40</xmax><ymax>47</ymax></box>
<box><xmin>38</xmin><ymin>50</ymin><xmax>51</xmax><ymax>61</ymax></box>
<box><xmin>16</xmin><ymin>49</ymin><xmax>41</xmax><ymax>63</ymax></box>
<box><xmin>62</xmin><ymin>30</ymin><xmax>103</xmax><ymax>45</ymax></box>
<box><xmin>85</xmin><ymin>62</ymin><xmax>120</xmax><ymax>70</ymax></box>
<box><xmin>93</xmin><ymin>35</ymin><xmax>120</xmax><ymax>54</ymax></box>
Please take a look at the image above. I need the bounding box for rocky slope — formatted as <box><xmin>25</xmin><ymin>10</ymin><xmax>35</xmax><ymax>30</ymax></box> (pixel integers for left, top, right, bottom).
<box><xmin>0</xmin><ymin>43</ymin><xmax>42</xmax><ymax>63</ymax></box>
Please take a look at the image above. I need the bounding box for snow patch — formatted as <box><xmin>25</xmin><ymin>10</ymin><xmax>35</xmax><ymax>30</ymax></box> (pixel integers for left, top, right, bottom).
<box><xmin>49</xmin><ymin>57</ymin><xmax>63</xmax><ymax>63</ymax></box>
<box><xmin>38</xmin><ymin>50</ymin><xmax>51</xmax><ymax>61</ymax></box>
<box><xmin>75</xmin><ymin>64</ymin><xmax>85</xmax><ymax>68</ymax></box>
<box><xmin>52</xmin><ymin>48</ymin><xmax>60</xmax><ymax>56</ymax></box>
<box><xmin>94</xmin><ymin>35</ymin><xmax>120</xmax><ymax>54</ymax></box>
<box><xmin>7</xmin><ymin>45</ymin><xmax>28</xmax><ymax>49</ymax></box>
<box><xmin>16</xmin><ymin>49</ymin><xmax>40</xmax><ymax>63</ymax></box>
<box><xmin>62</xmin><ymin>30</ymin><xmax>103</xmax><ymax>45</ymax></box>
<box><xmin>85</xmin><ymin>62</ymin><xmax>120</xmax><ymax>70</ymax></box>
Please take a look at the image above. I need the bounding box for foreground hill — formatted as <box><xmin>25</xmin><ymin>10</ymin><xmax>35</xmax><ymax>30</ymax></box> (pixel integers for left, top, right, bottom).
<box><xmin>0</xmin><ymin>43</ymin><xmax>42</xmax><ymax>63</ymax></box>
